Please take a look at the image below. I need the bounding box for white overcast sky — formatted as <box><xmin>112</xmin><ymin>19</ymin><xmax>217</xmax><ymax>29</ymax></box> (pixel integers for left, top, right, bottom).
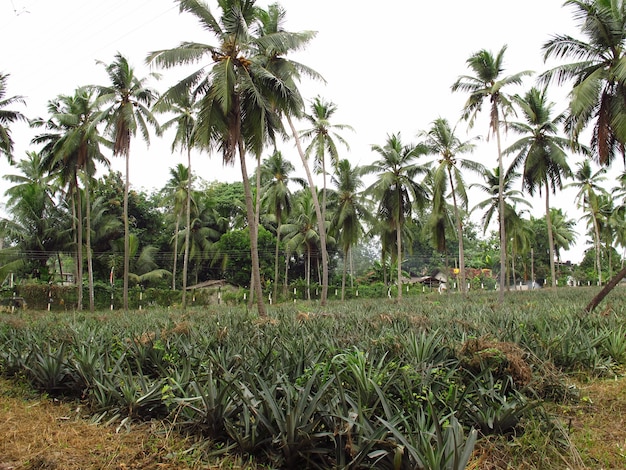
<box><xmin>1</xmin><ymin>0</ymin><xmax>620</xmax><ymax>264</ymax></box>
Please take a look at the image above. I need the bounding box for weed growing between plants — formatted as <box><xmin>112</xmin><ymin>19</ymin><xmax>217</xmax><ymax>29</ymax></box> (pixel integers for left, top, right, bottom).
<box><xmin>0</xmin><ymin>287</ymin><xmax>625</xmax><ymax>468</ymax></box>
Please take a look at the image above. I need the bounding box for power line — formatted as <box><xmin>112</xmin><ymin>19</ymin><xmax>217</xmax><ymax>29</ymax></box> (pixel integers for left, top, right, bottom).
<box><xmin>7</xmin><ymin>1</ymin><xmax>180</xmax><ymax>100</ymax></box>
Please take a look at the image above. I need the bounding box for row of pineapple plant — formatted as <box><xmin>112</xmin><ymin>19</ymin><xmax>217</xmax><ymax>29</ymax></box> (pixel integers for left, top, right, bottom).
<box><xmin>1</xmin><ymin>289</ymin><xmax>625</xmax><ymax>468</ymax></box>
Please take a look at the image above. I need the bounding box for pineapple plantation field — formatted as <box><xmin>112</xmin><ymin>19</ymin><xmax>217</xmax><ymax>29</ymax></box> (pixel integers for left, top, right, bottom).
<box><xmin>1</xmin><ymin>288</ymin><xmax>626</xmax><ymax>469</ymax></box>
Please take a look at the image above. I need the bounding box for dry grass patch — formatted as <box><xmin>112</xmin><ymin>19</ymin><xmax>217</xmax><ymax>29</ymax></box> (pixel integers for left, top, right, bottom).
<box><xmin>459</xmin><ymin>337</ymin><xmax>533</xmax><ymax>387</ymax></box>
<box><xmin>557</xmin><ymin>376</ymin><xmax>626</xmax><ymax>469</ymax></box>
<box><xmin>0</xmin><ymin>379</ymin><xmax>255</xmax><ymax>470</ymax></box>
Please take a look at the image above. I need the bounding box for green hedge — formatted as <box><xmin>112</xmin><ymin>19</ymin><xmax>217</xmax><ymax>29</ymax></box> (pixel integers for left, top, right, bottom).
<box><xmin>4</xmin><ymin>278</ymin><xmax>494</xmax><ymax>311</ymax></box>
<box><xmin>4</xmin><ymin>283</ymin><xmax>185</xmax><ymax>311</ymax></box>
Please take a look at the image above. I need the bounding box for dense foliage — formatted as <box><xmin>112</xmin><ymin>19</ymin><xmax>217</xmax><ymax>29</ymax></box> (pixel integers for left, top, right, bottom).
<box><xmin>1</xmin><ymin>0</ymin><xmax>626</xmax><ymax>313</ymax></box>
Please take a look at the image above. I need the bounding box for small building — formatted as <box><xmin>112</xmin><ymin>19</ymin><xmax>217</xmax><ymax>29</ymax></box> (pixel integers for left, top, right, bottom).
<box><xmin>185</xmin><ymin>279</ymin><xmax>228</xmax><ymax>290</ymax></box>
<box><xmin>411</xmin><ymin>270</ymin><xmax>448</xmax><ymax>288</ymax></box>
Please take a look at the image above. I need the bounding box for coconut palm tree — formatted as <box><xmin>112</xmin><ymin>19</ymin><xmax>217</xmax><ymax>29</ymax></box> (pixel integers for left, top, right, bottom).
<box><xmin>281</xmin><ymin>190</ymin><xmax>320</xmax><ymax>301</ymax></box>
<box><xmin>250</xmin><ymin>3</ymin><xmax>329</xmax><ymax>305</ymax></box>
<box><xmin>505</xmin><ymin>86</ymin><xmax>576</xmax><ymax>288</ymax></box>
<box><xmin>1</xmin><ymin>151</ymin><xmax>64</xmax><ymax>279</ymax></box>
<box><xmin>585</xmin><ymin>196</ymin><xmax>626</xmax><ymax>313</ymax></box>
<box><xmin>452</xmin><ymin>45</ymin><xmax>532</xmax><ymax>302</ymax></box>
<box><xmin>162</xmin><ymin>164</ymin><xmax>189</xmax><ymax>292</ymax></box>
<box><xmin>154</xmin><ymin>89</ymin><xmax>198</xmax><ymax>308</ymax></box>
<box><xmin>592</xmin><ymin>192</ymin><xmax>626</xmax><ymax>280</ymax></box>
<box><xmin>297</xmin><ymin>97</ymin><xmax>353</xmax><ymax>305</ymax></box>
<box><xmin>259</xmin><ymin>150</ymin><xmax>304</xmax><ymax>300</ymax></box>
<box><xmin>568</xmin><ymin>159</ymin><xmax>608</xmax><ymax>284</ymax></box>
<box><xmin>610</xmin><ymin>174</ymin><xmax>626</xmax><ymax>262</ymax></box>
<box><xmin>419</xmin><ymin>117</ymin><xmax>483</xmax><ymax>294</ymax></box>
<box><xmin>471</xmin><ymin>167</ymin><xmax>530</xmax><ymax>234</ymax></box>
<box><xmin>300</xmin><ymin>96</ymin><xmax>353</xmax><ymax>226</ymax></box>
<box><xmin>96</xmin><ymin>53</ymin><xmax>159</xmax><ymax>311</ymax></box>
<box><xmin>507</xmin><ymin>210</ymin><xmax>533</xmax><ymax>289</ymax></box>
<box><xmin>110</xmin><ymin>234</ymin><xmax>171</xmax><ymax>289</ymax></box>
<box><xmin>424</xmin><ymin>167</ymin><xmax>455</xmax><ymax>261</ymax></box>
<box><xmin>32</xmin><ymin>88</ymin><xmax>110</xmax><ymax>311</ymax></box>
<box><xmin>361</xmin><ymin>133</ymin><xmax>430</xmax><ymax>299</ymax></box>
<box><xmin>543</xmin><ymin>1</ymin><xmax>626</xmax><ymax>310</ymax></box>
<box><xmin>594</xmin><ymin>193</ymin><xmax>624</xmax><ymax>279</ymax></box>
<box><xmin>329</xmin><ymin>159</ymin><xmax>368</xmax><ymax>300</ymax></box>
<box><xmin>3</xmin><ymin>151</ymin><xmax>57</xmax><ymax>204</ymax></box>
<box><xmin>0</xmin><ymin>73</ymin><xmax>26</xmax><ymax>163</ymax></box>
<box><xmin>186</xmin><ymin>190</ymin><xmax>224</xmax><ymax>285</ymax></box>
<box><xmin>288</xmin><ymin>118</ymin><xmax>332</xmax><ymax>305</ymax></box>
<box><xmin>549</xmin><ymin>207</ymin><xmax>577</xmax><ymax>275</ymax></box>
<box><xmin>87</xmin><ymin>192</ymin><xmax>123</xmax><ymax>280</ymax></box>
<box><xmin>471</xmin><ymin>167</ymin><xmax>531</xmax><ymax>287</ymax></box>
<box><xmin>541</xmin><ymin>0</ymin><xmax>626</xmax><ymax>166</ymax></box>
<box><xmin>147</xmin><ymin>0</ymin><xmax>318</xmax><ymax>316</ymax></box>
<box><xmin>615</xmin><ymin>168</ymin><xmax>626</xmax><ymax>201</ymax></box>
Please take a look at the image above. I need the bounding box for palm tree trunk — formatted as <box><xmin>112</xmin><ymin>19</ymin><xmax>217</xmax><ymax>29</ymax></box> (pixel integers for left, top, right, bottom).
<box><xmin>306</xmin><ymin>244</ymin><xmax>311</xmax><ymax>301</ymax></box>
<box><xmin>382</xmin><ymin>250</ymin><xmax>388</xmax><ymax>286</ymax></box>
<box><xmin>528</xmin><ymin>247</ymin><xmax>533</xmax><ymax>284</ymax></box>
<box><xmin>85</xmin><ymin>177</ymin><xmax>95</xmax><ymax>312</ymax></box>
<box><xmin>273</xmin><ymin>213</ymin><xmax>282</xmax><ymax>302</ymax></box>
<box><xmin>123</xmin><ymin>152</ymin><xmax>130</xmax><ymax>311</ymax></box>
<box><xmin>448</xmin><ymin>168</ymin><xmax>466</xmax><ymax>295</ymax></box>
<box><xmin>238</xmin><ymin>139</ymin><xmax>266</xmax><ymax>316</ymax></box>
<box><xmin>251</xmin><ymin>153</ymin><xmax>263</xmax><ymax>306</ymax></box>
<box><xmin>283</xmin><ymin>247</ymin><xmax>290</xmax><ymax>298</ymax></box>
<box><xmin>504</xmin><ymin>251</ymin><xmax>508</xmax><ymax>289</ymax></box>
<box><xmin>172</xmin><ymin>217</ymin><xmax>180</xmax><ymax>290</ymax></box>
<box><xmin>75</xmin><ymin>187</ymin><xmax>84</xmax><ymax>311</ymax></box>
<box><xmin>608</xmin><ymin>243</ymin><xmax>613</xmax><ymax>279</ymax></box>
<box><xmin>396</xmin><ymin>222</ymin><xmax>403</xmax><ymax>300</ymax></box>
<box><xmin>350</xmin><ymin>248</ymin><xmax>354</xmax><ymax>289</ymax></box>
<box><xmin>322</xmin><ymin>156</ymin><xmax>327</xmax><ymax>216</ymax></box>
<box><xmin>496</xmin><ymin>121</ymin><xmax>506</xmax><ymax>303</ymax></box>
<box><xmin>586</xmin><ymin>265</ymin><xmax>626</xmax><ymax>312</ymax></box>
<box><xmin>249</xmin><ymin>269</ymin><xmax>255</xmax><ymax>306</ymax></box>
<box><xmin>592</xmin><ymin>213</ymin><xmax>602</xmax><ymax>285</ymax></box>
<box><xmin>341</xmin><ymin>246</ymin><xmax>348</xmax><ymax>300</ymax></box>
<box><xmin>57</xmin><ymin>252</ymin><xmax>64</xmax><ymax>284</ymax></box>
<box><xmin>316</xmin><ymin>251</ymin><xmax>322</xmax><ymax>286</ymax></box>
<box><xmin>445</xmin><ymin>252</ymin><xmax>450</xmax><ymax>294</ymax></box>
<box><xmin>182</xmin><ymin>147</ymin><xmax>192</xmax><ymax>309</ymax></box>
<box><xmin>287</xmin><ymin>116</ymin><xmax>329</xmax><ymax>306</ymax></box>
<box><xmin>545</xmin><ymin>182</ymin><xmax>557</xmax><ymax>288</ymax></box>
<box><xmin>321</xmin><ymin>155</ymin><xmax>328</xmax><ymax>270</ymax></box>
<box><xmin>511</xmin><ymin>247</ymin><xmax>517</xmax><ymax>290</ymax></box>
